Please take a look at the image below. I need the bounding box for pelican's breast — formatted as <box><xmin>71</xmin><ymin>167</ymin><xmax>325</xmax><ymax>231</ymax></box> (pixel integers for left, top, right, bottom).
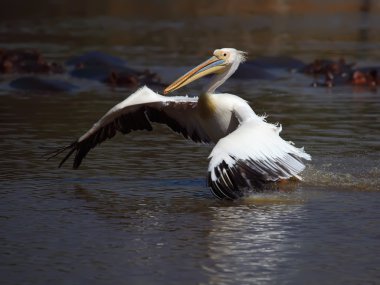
<box><xmin>198</xmin><ymin>93</ymin><xmax>217</xmax><ymax>119</ymax></box>
<box><xmin>197</xmin><ymin>93</ymin><xmax>238</xmax><ymax>142</ymax></box>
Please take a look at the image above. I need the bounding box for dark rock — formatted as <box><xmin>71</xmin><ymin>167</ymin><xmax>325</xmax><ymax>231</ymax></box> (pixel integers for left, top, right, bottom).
<box><xmin>10</xmin><ymin>77</ymin><xmax>78</xmax><ymax>92</ymax></box>
<box><xmin>67</xmin><ymin>51</ymin><xmax>138</xmax><ymax>80</ymax></box>
<box><xmin>248</xmin><ymin>56</ymin><xmax>306</xmax><ymax>70</ymax></box>
<box><xmin>232</xmin><ymin>63</ymin><xmax>277</xmax><ymax>80</ymax></box>
<box><xmin>69</xmin><ymin>66</ymin><xmax>127</xmax><ymax>81</ymax></box>
<box><xmin>66</xmin><ymin>51</ymin><xmax>129</xmax><ymax>69</ymax></box>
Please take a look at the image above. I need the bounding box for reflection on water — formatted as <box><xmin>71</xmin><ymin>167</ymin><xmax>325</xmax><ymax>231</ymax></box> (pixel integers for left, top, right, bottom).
<box><xmin>206</xmin><ymin>202</ymin><xmax>305</xmax><ymax>284</ymax></box>
<box><xmin>1</xmin><ymin>0</ymin><xmax>380</xmax><ymax>284</ymax></box>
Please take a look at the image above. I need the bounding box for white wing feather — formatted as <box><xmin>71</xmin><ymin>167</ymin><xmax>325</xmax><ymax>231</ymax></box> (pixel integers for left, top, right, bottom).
<box><xmin>207</xmin><ymin>119</ymin><xmax>311</xmax><ymax>199</ymax></box>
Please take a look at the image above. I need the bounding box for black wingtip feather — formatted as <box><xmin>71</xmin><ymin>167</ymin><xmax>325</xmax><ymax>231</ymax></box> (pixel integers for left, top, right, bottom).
<box><xmin>208</xmin><ymin>158</ymin><xmax>277</xmax><ymax>200</ymax></box>
<box><xmin>43</xmin><ymin>141</ymin><xmax>78</xmax><ymax>168</ymax></box>
<box><xmin>59</xmin><ymin>143</ymin><xmax>78</xmax><ymax>168</ymax></box>
<box><xmin>207</xmin><ymin>161</ymin><xmax>245</xmax><ymax>200</ymax></box>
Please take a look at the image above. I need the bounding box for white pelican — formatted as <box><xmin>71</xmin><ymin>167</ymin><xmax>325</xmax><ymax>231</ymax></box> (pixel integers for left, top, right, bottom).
<box><xmin>49</xmin><ymin>48</ymin><xmax>311</xmax><ymax>200</ymax></box>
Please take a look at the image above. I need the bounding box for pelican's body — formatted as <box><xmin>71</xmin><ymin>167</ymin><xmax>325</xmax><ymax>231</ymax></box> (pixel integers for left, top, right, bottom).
<box><xmin>196</xmin><ymin>93</ymin><xmax>237</xmax><ymax>141</ymax></box>
<box><xmin>50</xmin><ymin>48</ymin><xmax>311</xmax><ymax>200</ymax></box>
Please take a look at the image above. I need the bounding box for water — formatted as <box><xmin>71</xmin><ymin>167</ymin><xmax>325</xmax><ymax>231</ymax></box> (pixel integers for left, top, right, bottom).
<box><xmin>1</xmin><ymin>1</ymin><xmax>380</xmax><ymax>284</ymax></box>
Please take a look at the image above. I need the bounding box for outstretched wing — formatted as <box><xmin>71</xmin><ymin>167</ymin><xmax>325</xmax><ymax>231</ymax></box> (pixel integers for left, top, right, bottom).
<box><xmin>47</xmin><ymin>86</ymin><xmax>210</xmax><ymax>168</ymax></box>
<box><xmin>207</xmin><ymin>120</ymin><xmax>311</xmax><ymax>200</ymax></box>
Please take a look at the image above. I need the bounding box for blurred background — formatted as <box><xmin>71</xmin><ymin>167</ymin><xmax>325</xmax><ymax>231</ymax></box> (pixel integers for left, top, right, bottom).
<box><xmin>1</xmin><ymin>1</ymin><xmax>380</xmax><ymax>285</ymax></box>
<box><xmin>1</xmin><ymin>0</ymin><xmax>379</xmax><ymax>62</ymax></box>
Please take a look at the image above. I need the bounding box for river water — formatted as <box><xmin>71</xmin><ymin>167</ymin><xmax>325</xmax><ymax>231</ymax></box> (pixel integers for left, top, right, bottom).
<box><xmin>1</xmin><ymin>1</ymin><xmax>380</xmax><ymax>284</ymax></box>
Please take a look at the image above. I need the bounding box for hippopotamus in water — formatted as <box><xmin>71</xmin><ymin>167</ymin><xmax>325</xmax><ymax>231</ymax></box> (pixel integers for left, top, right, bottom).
<box><xmin>67</xmin><ymin>51</ymin><xmax>164</xmax><ymax>88</ymax></box>
<box><xmin>0</xmin><ymin>49</ymin><xmax>64</xmax><ymax>74</ymax></box>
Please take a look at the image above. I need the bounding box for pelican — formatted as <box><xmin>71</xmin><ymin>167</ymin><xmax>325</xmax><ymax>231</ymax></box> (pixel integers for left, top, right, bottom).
<box><xmin>49</xmin><ymin>48</ymin><xmax>311</xmax><ymax>200</ymax></box>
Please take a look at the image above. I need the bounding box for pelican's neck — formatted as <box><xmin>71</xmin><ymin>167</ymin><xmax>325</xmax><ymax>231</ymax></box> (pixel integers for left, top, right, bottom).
<box><xmin>202</xmin><ymin>59</ymin><xmax>240</xmax><ymax>94</ymax></box>
<box><xmin>203</xmin><ymin>72</ymin><xmax>228</xmax><ymax>94</ymax></box>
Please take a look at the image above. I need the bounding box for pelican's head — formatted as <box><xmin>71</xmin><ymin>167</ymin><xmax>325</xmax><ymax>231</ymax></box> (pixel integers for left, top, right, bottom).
<box><xmin>164</xmin><ymin>48</ymin><xmax>247</xmax><ymax>94</ymax></box>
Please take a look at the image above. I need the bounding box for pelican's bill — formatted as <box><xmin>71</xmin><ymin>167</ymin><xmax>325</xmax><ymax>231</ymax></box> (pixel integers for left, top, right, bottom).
<box><xmin>164</xmin><ymin>56</ymin><xmax>226</xmax><ymax>94</ymax></box>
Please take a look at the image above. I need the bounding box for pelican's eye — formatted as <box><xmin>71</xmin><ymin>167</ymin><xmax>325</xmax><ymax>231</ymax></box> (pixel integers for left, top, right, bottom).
<box><xmin>215</xmin><ymin>50</ymin><xmax>229</xmax><ymax>61</ymax></box>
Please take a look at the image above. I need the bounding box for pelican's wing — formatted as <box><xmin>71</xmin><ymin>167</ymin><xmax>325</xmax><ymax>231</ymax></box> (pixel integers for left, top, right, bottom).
<box><xmin>207</xmin><ymin>120</ymin><xmax>311</xmax><ymax>200</ymax></box>
<box><xmin>48</xmin><ymin>86</ymin><xmax>210</xmax><ymax>168</ymax></box>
